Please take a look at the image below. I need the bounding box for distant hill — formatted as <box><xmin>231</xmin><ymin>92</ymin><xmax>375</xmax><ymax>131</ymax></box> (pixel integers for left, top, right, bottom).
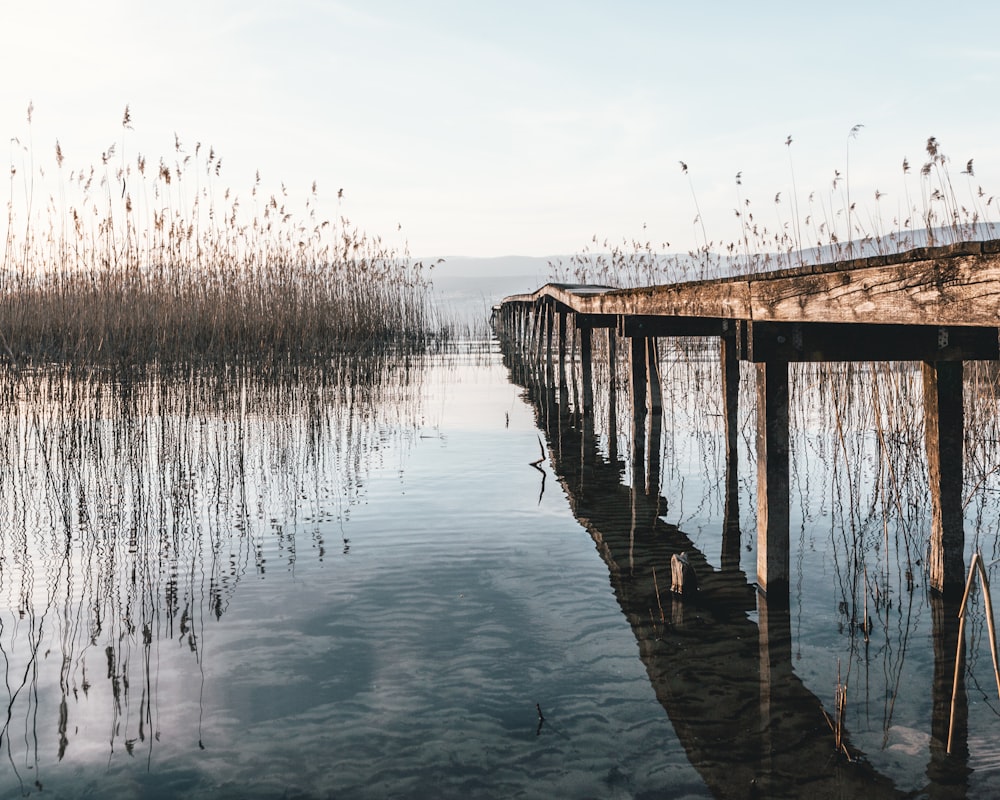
<box><xmin>426</xmin><ymin>223</ymin><xmax>1000</xmax><ymax>332</ymax></box>
<box><xmin>426</xmin><ymin>256</ymin><xmax>562</xmax><ymax>329</ymax></box>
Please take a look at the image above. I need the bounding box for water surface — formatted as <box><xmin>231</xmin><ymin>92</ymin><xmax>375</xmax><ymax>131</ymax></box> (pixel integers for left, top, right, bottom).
<box><xmin>2</xmin><ymin>344</ymin><xmax>1000</xmax><ymax>798</ymax></box>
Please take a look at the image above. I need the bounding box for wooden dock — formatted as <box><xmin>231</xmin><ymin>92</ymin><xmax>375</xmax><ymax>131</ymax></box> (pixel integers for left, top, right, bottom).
<box><xmin>494</xmin><ymin>241</ymin><xmax>1000</xmax><ymax>599</ymax></box>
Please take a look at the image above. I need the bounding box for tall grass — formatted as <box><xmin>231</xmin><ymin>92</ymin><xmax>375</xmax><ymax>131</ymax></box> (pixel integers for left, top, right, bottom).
<box><xmin>549</xmin><ymin>131</ymin><xmax>999</xmax><ymax>288</ymax></box>
<box><xmin>2</xmin><ymin>105</ymin><xmax>441</xmax><ymax>368</ymax></box>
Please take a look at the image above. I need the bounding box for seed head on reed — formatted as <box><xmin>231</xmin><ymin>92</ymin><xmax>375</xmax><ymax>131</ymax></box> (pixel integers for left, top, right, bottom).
<box><xmin>0</xmin><ymin>109</ymin><xmax>444</xmax><ymax>370</ymax></box>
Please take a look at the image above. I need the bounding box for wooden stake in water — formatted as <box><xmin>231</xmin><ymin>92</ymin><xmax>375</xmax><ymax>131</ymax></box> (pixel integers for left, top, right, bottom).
<box><xmin>948</xmin><ymin>551</ymin><xmax>1000</xmax><ymax>754</ymax></box>
<box><xmin>975</xmin><ymin>556</ymin><xmax>1000</xmax><ymax>705</ymax></box>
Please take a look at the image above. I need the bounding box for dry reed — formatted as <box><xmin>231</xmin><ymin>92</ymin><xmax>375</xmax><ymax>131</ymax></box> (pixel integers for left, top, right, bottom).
<box><xmin>548</xmin><ymin>131</ymin><xmax>998</xmax><ymax>289</ymax></box>
<box><xmin>2</xmin><ymin>105</ymin><xmax>443</xmax><ymax>369</ymax></box>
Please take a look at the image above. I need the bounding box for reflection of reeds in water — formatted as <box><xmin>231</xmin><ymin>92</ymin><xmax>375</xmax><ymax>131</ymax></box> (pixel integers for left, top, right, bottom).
<box><xmin>0</xmin><ymin>356</ymin><xmax>424</xmax><ymax>778</ymax></box>
<box><xmin>3</xmin><ymin>106</ymin><xmax>441</xmax><ymax>367</ymax></box>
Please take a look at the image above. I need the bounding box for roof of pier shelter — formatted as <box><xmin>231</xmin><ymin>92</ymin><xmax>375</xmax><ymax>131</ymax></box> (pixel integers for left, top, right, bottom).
<box><xmin>502</xmin><ymin>240</ymin><xmax>1000</xmax><ymax>328</ymax></box>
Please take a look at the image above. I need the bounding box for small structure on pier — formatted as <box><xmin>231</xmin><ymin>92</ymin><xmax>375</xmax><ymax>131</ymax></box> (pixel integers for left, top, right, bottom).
<box><xmin>495</xmin><ymin>241</ymin><xmax>1000</xmax><ymax>599</ymax></box>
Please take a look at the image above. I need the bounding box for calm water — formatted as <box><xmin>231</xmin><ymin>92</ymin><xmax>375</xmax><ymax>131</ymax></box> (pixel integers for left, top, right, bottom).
<box><xmin>2</xmin><ymin>343</ymin><xmax>1000</xmax><ymax>798</ymax></box>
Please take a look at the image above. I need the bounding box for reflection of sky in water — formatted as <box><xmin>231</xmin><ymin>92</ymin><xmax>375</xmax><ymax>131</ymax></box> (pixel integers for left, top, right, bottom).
<box><xmin>0</xmin><ymin>354</ymin><xmax>706</xmax><ymax>798</ymax></box>
<box><xmin>7</xmin><ymin>348</ymin><xmax>1000</xmax><ymax>796</ymax></box>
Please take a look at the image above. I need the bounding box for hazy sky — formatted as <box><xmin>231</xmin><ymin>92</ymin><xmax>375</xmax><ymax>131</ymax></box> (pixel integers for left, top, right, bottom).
<box><xmin>4</xmin><ymin>1</ymin><xmax>1000</xmax><ymax>258</ymax></box>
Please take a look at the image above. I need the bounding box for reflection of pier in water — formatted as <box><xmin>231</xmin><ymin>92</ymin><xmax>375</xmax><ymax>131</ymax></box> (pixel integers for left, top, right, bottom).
<box><xmin>497</xmin><ymin>242</ymin><xmax>1000</xmax><ymax>600</ymax></box>
<box><xmin>501</xmin><ymin>338</ymin><xmax>972</xmax><ymax>797</ymax></box>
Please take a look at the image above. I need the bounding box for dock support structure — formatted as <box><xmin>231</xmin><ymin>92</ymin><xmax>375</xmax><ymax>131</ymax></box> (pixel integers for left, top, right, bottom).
<box><xmin>922</xmin><ymin>360</ymin><xmax>965</xmax><ymax>596</ymax></box>
<box><xmin>544</xmin><ymin>304</ymin><xmax>555</xmax><ymax>387</ymax></box>
<box><xmin>629</xmin><ymin>336</ymin><xmax>647</xmax><ymax>491</ymax></box>
<box><xmin>557</xmin><ymin>311</ymin><xmax>568</xmax><ymax>390</ymax></box>
<box><xmin>578</xmin><ymin>322</ymin><xmax>594</xmax><ymax>416</ymax></box>
<box><xmin>722</xmin><ymin>329</ymin><xmax>741</xmax><ymax>570</ymax></box>
<box><xmin>608</xmin><ymin>329</ymin><xmax>619</xmax><ymax>464</ymax></box>
<box><xmin>630</xmin><ymin>336</ymin><xmax>648</xmax><ymax>422</ymax></box>
<box><xmin>646</xmin><ymin>338</ymin><xmax>662</xmax><ymax>414</ymax></box>
<box><xmin>756</xmin><ymin>360</ymin><xmax>789</xmax><ymax>599</ymax></box>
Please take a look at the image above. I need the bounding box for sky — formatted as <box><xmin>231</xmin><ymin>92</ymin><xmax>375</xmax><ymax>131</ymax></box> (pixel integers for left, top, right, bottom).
<box><xmin>3</xmin><ymin>0</ymin><xmax>1000</xmax><ymax>260</ymax></box>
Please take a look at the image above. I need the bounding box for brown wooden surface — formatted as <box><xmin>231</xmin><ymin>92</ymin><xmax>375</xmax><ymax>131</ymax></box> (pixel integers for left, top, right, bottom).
<box><xmin>501</xmin><ymin>243</ymin><xmax>1000</xmax><ymax>330</ymax></box>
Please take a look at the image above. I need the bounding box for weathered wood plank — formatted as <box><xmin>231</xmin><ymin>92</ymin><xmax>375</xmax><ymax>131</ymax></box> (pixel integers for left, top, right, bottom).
<box><xmin>576</xmin><ymin>281</ymin><xmax>752</xmax><ymax>320</ymax></box>
<box><xmin>750</xmin><ymin>254</ymin><xmax>1000</xmax><ymax>327</ymax></box>
<box><xmin>501</xmin><ymin>246</ymin><xmax>1000</xmax><ymax>329</ymax></box>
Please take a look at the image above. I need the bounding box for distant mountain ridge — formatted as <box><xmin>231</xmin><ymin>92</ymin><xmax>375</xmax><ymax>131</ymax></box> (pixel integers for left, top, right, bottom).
<box><xmin>426</xmin><ymin>223</ymin><xmax>1000</xmax><ymax>329</ymax></box>
<box><xmin>426</xmin><ymin>256</ymin><xmax>562</xmax><ymax>327</ymax></box>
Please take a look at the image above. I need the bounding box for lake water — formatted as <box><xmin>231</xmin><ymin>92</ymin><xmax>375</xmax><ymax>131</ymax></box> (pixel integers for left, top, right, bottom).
<box><xmin>2</xmin><ymin>341</ymin><xmax>1000</xmax><ymax>798</ymax></box>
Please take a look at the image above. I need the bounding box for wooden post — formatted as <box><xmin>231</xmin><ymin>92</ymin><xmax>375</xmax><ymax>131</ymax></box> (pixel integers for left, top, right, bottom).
<box><xmin>608</xmin><ymin>328</ymin><xmax>619</xmax><ymax>465</ymax></box>
<box><xmin>722</xmin><ymin>330</ymin><xmax>741</xmax><ymax>571</ymax></box>
<box><xmin>532</xmin><ymin>307</ymin><xmax>544</xmax><ymax>372</ymax></box>
<box><xmin>544</xmin><ymin>305</ymin><xmax>555</xmax><ymax>387</ymax></box>
<box><xmin>756</xmin><ymin>360</ymin><xmax>790</xmax><ymax>599</ymax></box>
<box><xmin>923</xmin><ymin>360</ymin><xmax>965</xmax><ymax>595</ymax></box>
<box><xmin>537</xmin><ymin>308</ymin><xmax>549</xmax><ymax>390</ymax></box>
<box><xmin>646</xmin><ymin>338</ymin><xmax>662</xmax><ymax>414</ymax></box>
<box><xmin>569</xmin><ymin>318</ymin><xmax>580</xmax><ymax>414</ymax></box>
<box><xmin>579</xmin><ymin>323</ymin><xmax>594</xmax><ymax>417</ymax></box>
<box><xmin>557</xmin><ymin>310</ymin><xmax>568</xmax><ymax>391</ymax></box>
<box><xmin>630</xmin><ymin>336</ymin><xmax>648</xmax><ymax>491</ymax></box>
<box><xmin>557</xmin><ymin>310</ymin><xmax>570</xmax><ymax>408</ymax></box>
<box><xmin>630</xmin><ymin>336</ymin><xmax>648</xmax><ymax>422</ymax></box>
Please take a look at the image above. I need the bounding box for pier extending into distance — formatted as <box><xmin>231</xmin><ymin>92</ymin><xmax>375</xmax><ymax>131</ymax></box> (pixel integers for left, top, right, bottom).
<box><xmin>494</xmin><ymin>240</ymin><xmax>1000</xmax><ymax>599</ymax></box>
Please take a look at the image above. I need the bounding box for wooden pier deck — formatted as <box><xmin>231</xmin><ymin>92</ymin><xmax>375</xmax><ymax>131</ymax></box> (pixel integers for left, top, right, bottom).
<box><xmin>494</xmin><ymin>241</ymin><xmax>1000</xmax><ymax>599</ymax></box>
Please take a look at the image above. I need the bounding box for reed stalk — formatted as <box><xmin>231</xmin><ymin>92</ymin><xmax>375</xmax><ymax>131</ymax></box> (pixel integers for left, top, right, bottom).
<box><xmin>2</xmin><ymin>108</ymin><xmax>444</xmax><ymax>370</ymax></box>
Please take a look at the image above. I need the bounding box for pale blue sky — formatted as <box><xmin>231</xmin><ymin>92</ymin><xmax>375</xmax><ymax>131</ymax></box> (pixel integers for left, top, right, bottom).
<box><xmin>4</xmin><ymin>1</ymin><xmax>999</xmax><ymax>258</ymax></box>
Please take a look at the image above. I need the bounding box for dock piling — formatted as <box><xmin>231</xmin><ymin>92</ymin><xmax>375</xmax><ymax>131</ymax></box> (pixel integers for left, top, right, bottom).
<box><xmin>755</xmin><ymin>360</ymin><xmax>790</xmax><ymax>598</ymax></box>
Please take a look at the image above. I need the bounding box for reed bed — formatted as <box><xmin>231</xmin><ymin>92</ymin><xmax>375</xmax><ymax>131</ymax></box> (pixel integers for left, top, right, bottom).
<box><xmin>2</xmin><ymin>106</ymin><xmax>441</xmax><ymax>368</ymax></box>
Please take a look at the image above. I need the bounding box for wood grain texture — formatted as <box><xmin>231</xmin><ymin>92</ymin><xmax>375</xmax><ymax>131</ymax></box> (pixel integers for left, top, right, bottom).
<box><xmin>750</xmin><ymin>254</ymin><xmax>1000</xmax><ymax>326</ymax></box>
<box><xmin>502</xmin><ymin>245</ymin><xmax>1000</xmax><ymax>328</ymax></box>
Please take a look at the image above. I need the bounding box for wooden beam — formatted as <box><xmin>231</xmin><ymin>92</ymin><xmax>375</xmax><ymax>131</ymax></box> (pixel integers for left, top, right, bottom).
<box><xmin>746</xmin><ymin>322</ymin><xmax>998</xmax><ymax>363</ymax></box>
<box><xmin>574</xmin><ymin>313</ymin><xmax>617</xmax><ymax>329</ymax></box>
<box><xmin>621</xmin><ymin>315</ymin><xmax>727</xmax><ymax>338</ymax></box>
<box><xmin>756</xmin><ymin>360</ymin><xmax>790</xmax><ymax>599</ymax></box>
